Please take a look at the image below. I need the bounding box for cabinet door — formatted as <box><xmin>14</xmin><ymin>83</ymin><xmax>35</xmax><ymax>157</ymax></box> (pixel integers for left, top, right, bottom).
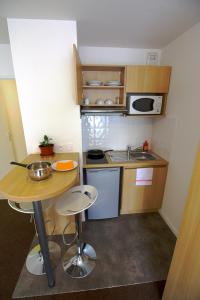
<box><xmin>126</xmin><ymin>66</ymin><xmax>171</xmax><ymax>93</ymax></box>
<box><xmin>73</xmin><ymin>44</ymin><xmax>83</xmax><ymax>104</ymax></box>
<box><xmin>121</xmin><ymin>166</ymin><xmax>167</xmax><ymax>214</ymax></box>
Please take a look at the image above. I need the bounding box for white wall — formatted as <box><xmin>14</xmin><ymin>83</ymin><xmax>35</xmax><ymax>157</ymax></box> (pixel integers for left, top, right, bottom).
<box><xmin>8</xmin><ymin>19</ymin><xmax>82</xmax><ymax>154</ymax></box>
<box><xmin>79</xmin><ymin>46</ymin><xmax>161</xmax><ymax>65</ymax></box>
<box><xmin>80</xmin><ymin>46</ymin><xmax>161</xmax><ymax>151</ymax></box>
<box><xmin>152</xmin><ymin>22</ymin><xmax>200</xmax><ymax>235</ymax></box>
<box><xmin>0</xmin><ymin>44</ymin><xmax>15</xmax><ymax>78</ymax></box>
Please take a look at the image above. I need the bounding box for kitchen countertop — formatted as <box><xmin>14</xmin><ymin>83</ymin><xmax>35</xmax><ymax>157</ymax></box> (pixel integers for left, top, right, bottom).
<box><xmin>83</xmin><ymin>151</ymin><xmax>168</xmax><ymax>169</ymax></box>
<box><xmin>0</xmin><ymin>152</ymin><xmax>79</xmax><ymax>203</ymax></box>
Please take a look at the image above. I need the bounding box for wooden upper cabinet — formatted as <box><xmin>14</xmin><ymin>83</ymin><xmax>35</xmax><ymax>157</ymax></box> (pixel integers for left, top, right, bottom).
<box><xmin>73</xmin><ymin>44</ymin><xmax>83</xmax><ymax>104</ymax></box>
<box><xmin>72</xmin><ymin>48</ymin><xmax>171</xmax><ymax>106</ymax></box>
<box><xmin>126</xmin><ymin>66</ymin><xmax>171</xmax><ymax>93</ymax></box>
<box><xmin>73</xmin><ymin>45</ymin><xmax>126</xmax><ymax>106</ymax></box>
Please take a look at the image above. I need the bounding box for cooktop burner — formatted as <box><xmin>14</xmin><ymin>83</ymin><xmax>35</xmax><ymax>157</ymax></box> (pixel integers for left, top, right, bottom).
<box><xmin>86</xmin><ymin>155</ymin><xmax>108</xmax><ymax>164</ymax></box>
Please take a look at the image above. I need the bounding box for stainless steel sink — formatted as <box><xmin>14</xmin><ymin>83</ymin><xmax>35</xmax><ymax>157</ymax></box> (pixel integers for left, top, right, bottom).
<box><xmin>131</xmin><ymin>152</ymin><xmax>157</xmax><ymax>160</ymax></box>
<box><xmin>107</xmin><ymin>151</ymin><xmax>157</xmax><ymax>162</ymax></box>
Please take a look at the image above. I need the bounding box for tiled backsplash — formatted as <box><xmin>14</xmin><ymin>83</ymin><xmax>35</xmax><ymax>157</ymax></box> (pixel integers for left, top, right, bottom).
<box><xmin>82</xmin><ymin>116</ymin><xmax>153</xmax><ymax>151</ymax></box>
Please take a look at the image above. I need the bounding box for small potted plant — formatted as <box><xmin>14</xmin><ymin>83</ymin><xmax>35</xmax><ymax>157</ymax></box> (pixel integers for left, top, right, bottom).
<box><xmin>39</xmin><ymin>135</ymin><xmax>54</xmax><ymax>156</ymax></box>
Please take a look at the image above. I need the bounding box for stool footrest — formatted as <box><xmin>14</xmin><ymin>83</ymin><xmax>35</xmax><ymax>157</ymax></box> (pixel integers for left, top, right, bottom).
<box><xmin>62</xmin><ymin>221</ymin><xmax>78</xmax><ymax>246</ymax></box>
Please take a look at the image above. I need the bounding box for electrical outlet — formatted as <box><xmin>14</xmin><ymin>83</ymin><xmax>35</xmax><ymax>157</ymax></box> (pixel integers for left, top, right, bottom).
<box><xmin>55</xmin><ymin>143</ymin><xmax>73</xmax><ymax>152</ymax></box>
<box><xmin>56</xmin><ymin>145</ymin><xmax>65</xmax><ymax>152</ymax></box>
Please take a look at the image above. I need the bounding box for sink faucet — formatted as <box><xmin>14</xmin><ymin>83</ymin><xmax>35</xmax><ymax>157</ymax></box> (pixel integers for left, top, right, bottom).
<box><xmin>127</xmin><ymin>145</ymin><xmax>143</xmax><ymax>160</ymax></box>
<box><xmin>127</xmin><ymin>145</ymin><xmax>132</xmax><ymax>160</ymax></box>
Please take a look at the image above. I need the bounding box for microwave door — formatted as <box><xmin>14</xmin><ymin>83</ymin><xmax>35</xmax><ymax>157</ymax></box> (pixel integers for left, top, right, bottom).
<box><xmin>132</xmin><ymin>98</ymin><xmax>154</xmax><ymax>113</ymax></box>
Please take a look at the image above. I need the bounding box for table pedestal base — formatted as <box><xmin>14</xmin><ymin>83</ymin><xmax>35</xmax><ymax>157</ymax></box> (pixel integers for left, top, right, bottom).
<box><xmin>33</xmin><ymin>201</ymin><xmax>55</xmax><ymax>287</ymax></box>
<box><xmin>26</xmin><ymin>241</ymin><xmax>61</xmax><ymax>276</ymax></box>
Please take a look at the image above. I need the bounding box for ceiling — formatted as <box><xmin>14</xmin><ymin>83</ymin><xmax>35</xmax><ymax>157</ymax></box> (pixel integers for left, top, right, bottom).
<box><xmin>1</xmin><ymin>0</ymin><xmax>200</xmax><ymax>48</ymax></box>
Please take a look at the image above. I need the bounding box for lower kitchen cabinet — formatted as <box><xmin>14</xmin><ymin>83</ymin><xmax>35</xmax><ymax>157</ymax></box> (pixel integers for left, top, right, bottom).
<box><xmin>120</xmin><ymin>166</ymin><xmax>167</xmax><ymax>214</ymax></box>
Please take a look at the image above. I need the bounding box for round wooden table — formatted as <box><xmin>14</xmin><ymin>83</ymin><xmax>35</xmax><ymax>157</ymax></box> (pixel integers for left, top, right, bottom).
<box><xmin>0</xmin><ymin>153</ymin><xmax>79</xmax><ymax>288</ymax></box>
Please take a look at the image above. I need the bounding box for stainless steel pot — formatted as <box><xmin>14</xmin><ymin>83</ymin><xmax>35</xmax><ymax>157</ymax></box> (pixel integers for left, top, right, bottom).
<box><xmin>10</xmin><ymin>161</ymin><xmax>52</xmax><ymax>181</ymax></box>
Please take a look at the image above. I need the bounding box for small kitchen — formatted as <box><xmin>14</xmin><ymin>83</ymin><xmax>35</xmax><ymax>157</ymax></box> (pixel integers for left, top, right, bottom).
<box><xmin>0</xmin><ymin>9</ymin><xmax>200</xmax><ymax>300</ymax></box>
<box><xmin>76</xmin><ymin>47</ymin><xmax>171</xmax><ymax>220</ymax></box>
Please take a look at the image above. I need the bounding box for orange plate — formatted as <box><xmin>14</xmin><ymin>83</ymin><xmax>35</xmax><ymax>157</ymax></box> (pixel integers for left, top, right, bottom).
<box><xmin>52</xmin><ymin>160</ymin><xmax>78</xmax><ymax>172</ymax></box>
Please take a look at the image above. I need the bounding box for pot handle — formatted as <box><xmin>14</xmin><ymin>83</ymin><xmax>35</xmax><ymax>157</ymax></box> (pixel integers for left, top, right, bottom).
<box><xmin>10</xmin><ymin>161</ymin><xmax>28</xmax><ymax>168</ymax></box>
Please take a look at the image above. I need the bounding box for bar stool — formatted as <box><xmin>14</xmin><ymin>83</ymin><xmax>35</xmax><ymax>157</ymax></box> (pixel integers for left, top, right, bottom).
<box><xmin>55</xmin><ymin>185</ymin><xmax>98</xmax><ymax>278</ymax></box>
<box><xmin>8</xmin><ymin>200</ymin><xmax>61</xmax><ymax>275</ymax></box>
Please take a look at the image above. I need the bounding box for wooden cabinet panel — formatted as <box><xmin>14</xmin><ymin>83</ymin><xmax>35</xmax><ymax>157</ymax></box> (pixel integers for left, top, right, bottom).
<box><xmin>126</xmin><ymin>66</ymin><xmax>171</xmax><ymax>93</ymax></box>
<box><xmin>73</xmin><ymin>44</ymin><xmax>83</xmax><ymax>104</ymax></box>
<box><xmin>44</xmin><ymin>208</ymin><xmax>75</xmax><ymax>235</ymax></box>
<box><xmin>121</xmin><ymin>166</ymin><xmax>167</xmax><ymax>214</ymax></box>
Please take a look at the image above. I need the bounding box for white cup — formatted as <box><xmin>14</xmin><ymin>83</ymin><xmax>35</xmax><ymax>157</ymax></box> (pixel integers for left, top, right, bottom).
<box><xmin>96</xmin><ymin>99</ymin><xmax>104</xmax><ymax>105</ymax></box>
<box><xmin>84</xmin><ymin>98</ymin><xmax>90</xmax><ymax>105</ymax></box>
<box><xmin>104</xmin><ymin>99</ymin><xmax>113</xmax><ymax>105</ymax></box>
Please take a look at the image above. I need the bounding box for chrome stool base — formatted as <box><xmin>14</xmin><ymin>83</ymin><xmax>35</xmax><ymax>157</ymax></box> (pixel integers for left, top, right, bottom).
<box><xmin>63</xmin><ymin>242</ymin><xmax>96</xmax><ymax>278</ymax></box>
<box><xmin>26</xmin><ymin>241</ymin><xmax>61</xmax><ymax>275</ymax></box>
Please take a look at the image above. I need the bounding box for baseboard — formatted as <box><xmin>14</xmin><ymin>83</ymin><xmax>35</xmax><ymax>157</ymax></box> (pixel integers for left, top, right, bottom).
<box><xmin>0</xmin><ymin>193</ymin><xmax>5</xmax><ymax>200</ymax></box>
<box><xmin>159</xmin><ymin>210</ymin><xmax>178</xmax><ymax>237</ymax></box>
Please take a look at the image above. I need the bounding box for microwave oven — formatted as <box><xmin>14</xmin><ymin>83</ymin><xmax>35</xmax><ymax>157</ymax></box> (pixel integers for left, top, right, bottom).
<box><xmin>127</xmin><ymin>95</ymin><xmax>163</xmax><ymax>115</ymax></box>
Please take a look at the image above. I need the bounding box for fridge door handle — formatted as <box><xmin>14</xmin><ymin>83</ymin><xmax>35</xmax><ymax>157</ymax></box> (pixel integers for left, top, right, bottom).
<box><xmin>87</xmin><ymin>169</ymin><xmax>107</xmax><ymax>173</ymax></box>
<box><xmin>87</xmin><ymin>168</ymin><xmax>118</xmax><ymax>173</ymax></box>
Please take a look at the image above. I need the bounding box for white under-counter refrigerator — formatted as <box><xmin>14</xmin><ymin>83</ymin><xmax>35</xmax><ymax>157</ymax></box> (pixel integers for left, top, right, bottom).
<box><xmin>85</xmin><ymin>168</ymin><xmax>120</xmax><ymax>219</ymax></box>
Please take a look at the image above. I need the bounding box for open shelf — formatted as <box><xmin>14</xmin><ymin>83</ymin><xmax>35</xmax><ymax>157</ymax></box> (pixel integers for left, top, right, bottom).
<box><xmin>82</xmin><ymin>65</ymin><xmax>125</xmax><ymax>71</ymax></box>
<box><xmin>81</xmin><ymin>104</ymin><xmax>124</xmax><ymax>107</ymax></box>
<box><xmin>81</xmin><ymin>65</ymin><xmax>126</xmax><ymax>106</ymax></box>
<box><xmin>82</xmin><ymin>85</ymin><xmax>124</xmax><ymax>89</ymax></box>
